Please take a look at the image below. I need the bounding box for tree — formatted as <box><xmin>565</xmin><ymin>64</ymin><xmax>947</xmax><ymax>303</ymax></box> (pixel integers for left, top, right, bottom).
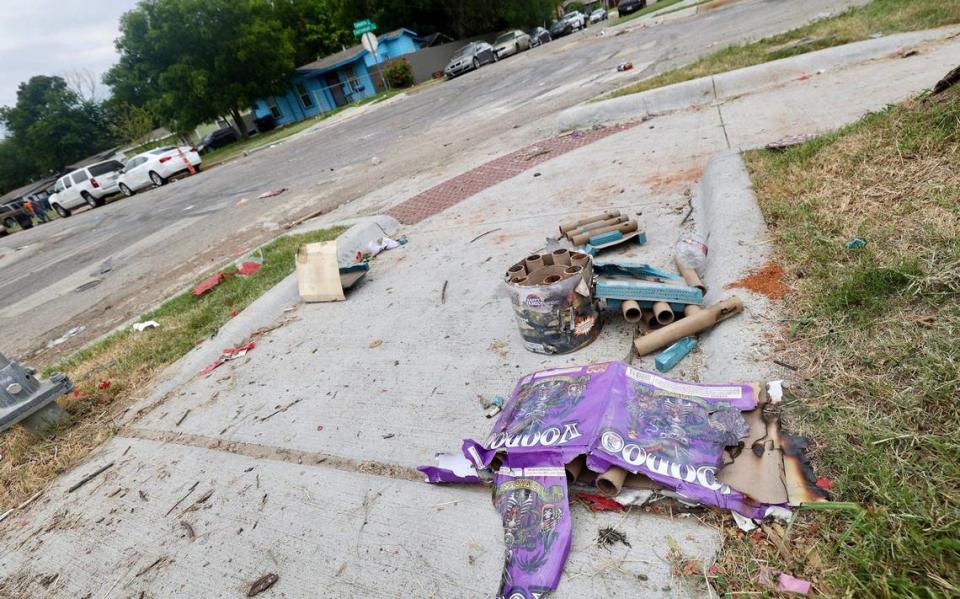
<box><xmin>0</xmin><ymin>75</ymin><xmax>111</xmax><ymax>174</ymax></box>
<box><xmin>108</xmin><ymin>102</ymin><xmax>156</xmax><ymax>146</ymax></box>
<box><xmin>0</xmin><ymin>139</ymin><xmax>36</xmax><ymax>193</ymax></box>
<box><xmin>104</xmin><ymin>0</ymin><xmax>297</xmax><ymax>137</ymax></box>
<box><xmin>274</xmin><ymin>0</ymin><xmax>354</xmax><ymax>66</ymax></box>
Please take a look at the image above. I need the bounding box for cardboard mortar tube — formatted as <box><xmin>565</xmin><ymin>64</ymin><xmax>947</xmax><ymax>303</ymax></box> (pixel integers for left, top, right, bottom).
<box><xmin>565</xmin><ymin>456</ymin><xmax>585</xmax><ymax>483</ymax></box>
<box><xmin>621</xmin><ymin>300</ymin><xmax>643</xmax><ymax>323</ymax></box>
<box><xmin>559</xmin><ymin>210</ymin><xmax>621</xmax><ymax>235</ymax></box>
<box><xmin>641</xmin><ymin>309</ymin><xmax>658</xmax><ymax>328</ymax></box>
<box><xmin>567</xmin><ymin>215</ymin><xmax>629</xmax><ymax>237</ymax></box>
<box><xmin>570</xmin><ymin>252</ymin><xmax>590</xmax><ymax>268</ymax></box>
<box><xmin>571</xmin><ymin>221</ymin><xmax>639</xmax><ymax>246</ymax></box>
<box><xmin>525</xmin><ymin>254</ymin><xmax>545</xmax><ymax>272</ymax></box>
<box><xmin>675</xmin><ymin>257</ymin><xmax>707</xmax><ymax>294</ymax></box>
<box><xmin>507</xmin><ymin>263</ymin><xmax>526</xmax><ymax>278</ymax></box>
<box><xmin>652</xmin><ymin>301</ymin><xmax>675</xmax><ymax>325</ymax></box>
<box><xmin>551</xmin><ymin>248</ymin><xmax>571</xmax><ymax>266</ymax></box>
<box><xmin>634</xmin><ymin>297</ymin><xmax>744</xmax><ymax>356</ymax></box>
<box><xmin>596</xmin><ymin>466</ymin><xmax>629</xmax><ymax>497</ymax></box>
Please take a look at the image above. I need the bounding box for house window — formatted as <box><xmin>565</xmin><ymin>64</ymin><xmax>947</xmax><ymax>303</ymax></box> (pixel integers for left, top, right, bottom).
<box><xmin>296</xmin><ymin>83</ymin><xmax>313</xmax><ymax>108</ymax></box>
<box><xmin>350</xmin><ymin>77</ymin><xmax>364</xmax><ymax>94</ymax></box>
<box><xmin>267</xmin><ymin>98</ymin><xmax>282</xmax><ymax>119</ymax></box>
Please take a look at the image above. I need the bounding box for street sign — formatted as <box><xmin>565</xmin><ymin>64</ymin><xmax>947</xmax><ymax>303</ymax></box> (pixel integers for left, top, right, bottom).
<box><xmin>360</xmin><ymin>31</ymin><xmax>379</xmax><ymax>55</ymax></box>
<box><xmin>353</xmin><ymin>19</ymin><xmax>377</xmax><ymax>36</ymax></box>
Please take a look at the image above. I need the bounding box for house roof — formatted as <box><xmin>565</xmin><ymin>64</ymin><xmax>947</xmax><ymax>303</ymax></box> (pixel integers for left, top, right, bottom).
<box><xmin>296</xmin><ymin>29</ymin><xmax>419</xmax><ymax>74</ymax></box>
<box><xmin>0</xmin><ymin>176</ymin><xmax>57</xmax><ymax>204</ymax></box>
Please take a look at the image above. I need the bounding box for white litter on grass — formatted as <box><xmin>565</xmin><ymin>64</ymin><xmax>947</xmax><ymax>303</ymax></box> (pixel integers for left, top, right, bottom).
<box><xmin>732</xmin><ymin>511</ymin><xmax>758</xmax><ymax>532</ymax></box>
<box><xmin>132</xmin><ymin>320</ymin><xmax>160</xmax><ymax>332</ymax></box>
<box><xmin>767</xmin><ymin>380</ymin><xmax>784</xmax><ymax>403</ymax></box>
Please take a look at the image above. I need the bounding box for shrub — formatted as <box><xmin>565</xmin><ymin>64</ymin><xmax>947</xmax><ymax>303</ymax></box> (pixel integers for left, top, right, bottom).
<box><xmin>384</xmin><ymin>60</ymin><xmax>415</xmax><ymax>88</ymax></box>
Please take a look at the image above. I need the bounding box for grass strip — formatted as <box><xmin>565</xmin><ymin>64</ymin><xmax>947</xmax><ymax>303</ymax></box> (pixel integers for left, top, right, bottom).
<box><xmin>611</xmin><ymin>0</ymin><xmax>691</xmax><ymax>25</ymax></box>
<box><xmin>0</xmin><ymin>227</ymin><xmax>342</xmax><ymax>509</ymax></box>
<box><xmin>718</xmin><ymin>87</ymin><xmax>960</xmax><ymax>596</ymax></box>
<box><xmin>607</xmin><ymin>0</ymin><xmax>960</xmax><ymax>98</ymax></box>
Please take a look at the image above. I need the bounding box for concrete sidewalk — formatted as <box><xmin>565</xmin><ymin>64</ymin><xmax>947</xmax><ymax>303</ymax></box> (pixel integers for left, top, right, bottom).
<box><xmin>2</xmin><ymin>31</ymin><xmax>958</xmax><ymax>598</ymax></box>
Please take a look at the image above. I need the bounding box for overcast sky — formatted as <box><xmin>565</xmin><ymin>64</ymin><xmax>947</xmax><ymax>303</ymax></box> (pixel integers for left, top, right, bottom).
<box><xmin>0</xmin><ymin>0</ymin><xmax>140</xmax><ymax>108</ymax></box>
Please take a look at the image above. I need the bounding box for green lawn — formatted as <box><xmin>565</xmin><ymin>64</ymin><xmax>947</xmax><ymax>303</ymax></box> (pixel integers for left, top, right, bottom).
<box><xmin>610</xmin><ymin>0</ymin><xmax>697</xmax><ymax>25</ymax></box>
<box><xmin>607</xmin><ymin>0</ymin><xmax>960</xmax><ymax>98</ymax></box>
<box><xmin>729</xmin><ymin>87</ymin><xmax>960</xmax><ymax>596</ymax></box>
<box><xmin>0</xmin><ymin>226</ymin><xmax>342</xmax><ymax>511</ymax></box>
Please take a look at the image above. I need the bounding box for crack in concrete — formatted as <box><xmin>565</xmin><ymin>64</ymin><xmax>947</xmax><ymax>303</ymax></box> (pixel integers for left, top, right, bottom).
<box><xmin>711</xmin><ymin>76</ymin><xmax>732</xmax><ymax>149</ymax></box>
<box><xmin>122</xmin><ymin>427</ymin><xmax>426</xmax><ymax>483</ymax></box>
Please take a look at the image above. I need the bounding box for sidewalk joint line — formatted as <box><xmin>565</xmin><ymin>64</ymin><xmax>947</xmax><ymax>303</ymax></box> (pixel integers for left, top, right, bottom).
<box><xmin>121</xmin><ymin>427</ymin><xmax>425</xmax><ymax>483</ymax></box>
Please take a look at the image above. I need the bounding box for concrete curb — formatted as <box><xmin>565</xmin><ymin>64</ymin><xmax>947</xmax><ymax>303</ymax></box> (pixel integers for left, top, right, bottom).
<box><xmin>692</xmin><ymin>149</ymin><xmax>780</xmax><ymax>384</ymax></box>
<box><xmin>551</xmin><ymin>27</ymin><xmax>959</xmax><ymax>133</ymax></box>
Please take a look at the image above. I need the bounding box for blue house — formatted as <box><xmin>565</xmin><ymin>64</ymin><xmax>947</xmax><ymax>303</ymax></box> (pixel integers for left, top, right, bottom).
<box><xmin>252</xmin><ymin>29</ymin><xmax>421</xmax><ymax>126</ymax></box>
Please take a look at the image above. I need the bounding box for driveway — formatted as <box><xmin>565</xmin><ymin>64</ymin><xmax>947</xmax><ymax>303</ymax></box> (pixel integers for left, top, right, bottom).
<box><xmin>0</xmin><ymin>0</ymin><xmax>862</xmax><ymax>364</ymax></box>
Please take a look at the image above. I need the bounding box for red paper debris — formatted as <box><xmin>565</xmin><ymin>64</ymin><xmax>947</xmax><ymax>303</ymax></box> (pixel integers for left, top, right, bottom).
<box><xmin>98</xmin><ymin>380</ymin><xmax>111</xmax><ymax>390</ymax></box>
<box><xmin>236</xmin><ymin>261</ymin><xmax>262</xmax><ymax>277</ymax></box>
<box><xmin>575</xmin><ymin>492</ymin><xmax>625</xmax><ymax>512</ymax></box>
<box><xmin>198</xmin><ymin>342</ymin><xmax>257</xmax><ymax>377</ymax></box>
<box><xmin>230</xmin><ymin>310</ymin><xmax>239</xmax><ymax>317</ymax></box>
<box><xmin>193</xmin><ymin>272</ymin><xmax>227</xmax><ymax>296</ymax></box>
<box><xmin>72</xmin><ymin>390</ymin><xmax>82</xmax><ymax>398</ymax></box>
<box><xmin>815</xmin><ymin>477</ymin><xmax>833</xmax><ymax>491</ymax></box>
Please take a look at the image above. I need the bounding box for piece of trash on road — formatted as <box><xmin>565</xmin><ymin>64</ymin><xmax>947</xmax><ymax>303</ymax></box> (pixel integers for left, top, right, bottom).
<box><xmin>199</xmin><ymin>342</ymin><xmax>256</xmax><ymax>377</ymax></box>
<box><xmin>98</xmin><ymin>380</ymin><xmax>112</xmax><ymax>390</ymax></box>
<box><xmin>193</xmin><ymin>272</ymin><xmax>229</xmax><ymax>296</ymax></box>
<box><xmin>368</xmin><ymin>339</ymin><xmax>383</xmax><ymax>348</ymax></box>
<box><xmin>765</xmin><ymin>133</ymin><xmax>818</xmax><ymax>150</ymax></box>
<box><xmin>504</xmin><ymin>249</ymin><xmax>600</xmax><ymax>354</ymax></box>
<box><xmin>758</xmin><ymin>566</ymin><xmax>812</xmax><ymax>595</ymax></box>
<box><xmin>616</xmin><ymin>62</ymin><xmax>633</xmax><ymax>72</ymax></box>
<box><xmin>235</xmin><ymin>197</ymin><xmax>250</xmax><ymax>207</ymax></box>
<box><xmin>247</xmin><ymin>573</ymin><xmax>279</xmax><ymax>597</ymax></box>
<box><xmin>655</xmin><ymin>337</ymin><xmax>697</xmax><ymax>372</ymax></box>
<box><xmin>47</xmin><ymin>326</ymin><xmax>86</xmax><ymax>348</ymax></box>
<box><xmin>132</xmin><ymin>320</ymin><xmax>159</xmax><ymax>332</ymax></box>
<box><xmin>419</xmin><ymin>362</ymin><xmax>827</xmax><ymax>598</ymax></box>
<box><xmin>846</xmin><ymin>237</ymin><xmax>867</xmax><ymax>250</ymax></box>
<box><xmin>576</xmin><ymin>493</ymin><xmax>624</xmax><ymax>513</ymax></box>
<box><xmin>258</xmin><ymin>188</ymin><xmax>287</xmax><ymax>199</ymax></box>
<box><xmin>297</xmin><ymin>241</ymin><xmax>367</xmax><ymax>302</ymax></box>
<box><xmin>356</xmin><ymin>235</ymin><xmax>408</xmax><ymax>263</ymax></box>
<box><xmin>237</xmin><ymin>261</ymin><xmax>262</xmax><ymax>277</ymax></box>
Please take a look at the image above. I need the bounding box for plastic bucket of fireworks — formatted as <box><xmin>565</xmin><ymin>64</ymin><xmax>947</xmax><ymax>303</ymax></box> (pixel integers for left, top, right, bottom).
<box><xmin>504</xmin><ymin>250</ymin><xmax>601</xmax><ymax>354</ymax></box>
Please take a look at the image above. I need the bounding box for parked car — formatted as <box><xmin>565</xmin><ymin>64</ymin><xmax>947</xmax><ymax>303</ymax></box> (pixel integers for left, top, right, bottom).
<box><xmin>590</xmin><ymin>8</ymin><xmax>608</xmax><ymax>23</ymax></box>
<box><xmin>549</xmin><ymin>12</ymin><xmax>586</xmax><ymax>37</ymax></box>
<box><xmin>48</xmin><ymin>160</ymin><xmax>125</xmax><ymax>217</ymax></box>
<box><xmin>117</xmin><ymin>146</ymin><xmax>202</xmax><ymax>196</ymax></box>
<box><xmin>0</xmin><ymin>201</ymin><xmax>34</xmax><ymax>233</ymax></box>
<box><xmin>529</xmin><ymin>26</ymin><xmax>552</xmax><ymax>47</ymax></box>
<box><xmin>493</xmin><ymin>30</ymin><xmax>531</xmax><ymax>58</ymax></box>
<box><xmin>197</xmin><ymin>127</ymin><xmax>239</xmax><ymax>154</ymax></box>
<box><xmin>617</xmin><ymin>0</ymin><xmax>648</xmax><ymax>16</ymax></box>
<box><xmin>444</xmin><ymin>42</ymin><xmax>498</xmax><ymax>79</ymax></box>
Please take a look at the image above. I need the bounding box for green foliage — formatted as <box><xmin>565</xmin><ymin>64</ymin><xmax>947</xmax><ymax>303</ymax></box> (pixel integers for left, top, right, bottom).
<box><xmin>333</xmin><ymin>0</ymin><xmax>562</xmax><ymax>38</ymax></box>
<box><xmin>108</xmin><ymin>102</ymin><xmax>156</xmax><ymax>146</ymax></box>
<box><xmin>274</xmin><ymin>0</ymin><xmax>354</xmax><ymax>66</ymax></box>
<box><xmin>0</xmin><ymin>75</ymin><xmax>111</xmax><ymax>175</ymax></box>
<box><xmin>105</xmin><ymin>0</ymin><xmax>297</xmax><ymax>135</ymax></box>
<box><xmin>384</xmin><ymin>60</ymin><xmax>414</xmax><ymax>88</ymax></box>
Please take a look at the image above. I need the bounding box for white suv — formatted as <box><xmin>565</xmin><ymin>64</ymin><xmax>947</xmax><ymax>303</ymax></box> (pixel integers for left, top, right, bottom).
<box><xmin>49</xmin><ymin>160</ymin><xmax>125</xmax><ymax>217</ymax></box>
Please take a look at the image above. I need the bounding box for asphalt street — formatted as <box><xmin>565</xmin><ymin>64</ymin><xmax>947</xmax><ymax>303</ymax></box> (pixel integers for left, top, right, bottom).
<box><xmin>0</xmin><ymin>0</ymin><xmax>862</xmax><ymax>363</ymax></box>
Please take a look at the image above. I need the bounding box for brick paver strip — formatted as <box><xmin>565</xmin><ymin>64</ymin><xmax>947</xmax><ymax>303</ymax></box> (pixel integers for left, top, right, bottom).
<box><xmin>385</xmin><ymin>121</ymin><xmax>639</xmax><ymax>224</ymax></box>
